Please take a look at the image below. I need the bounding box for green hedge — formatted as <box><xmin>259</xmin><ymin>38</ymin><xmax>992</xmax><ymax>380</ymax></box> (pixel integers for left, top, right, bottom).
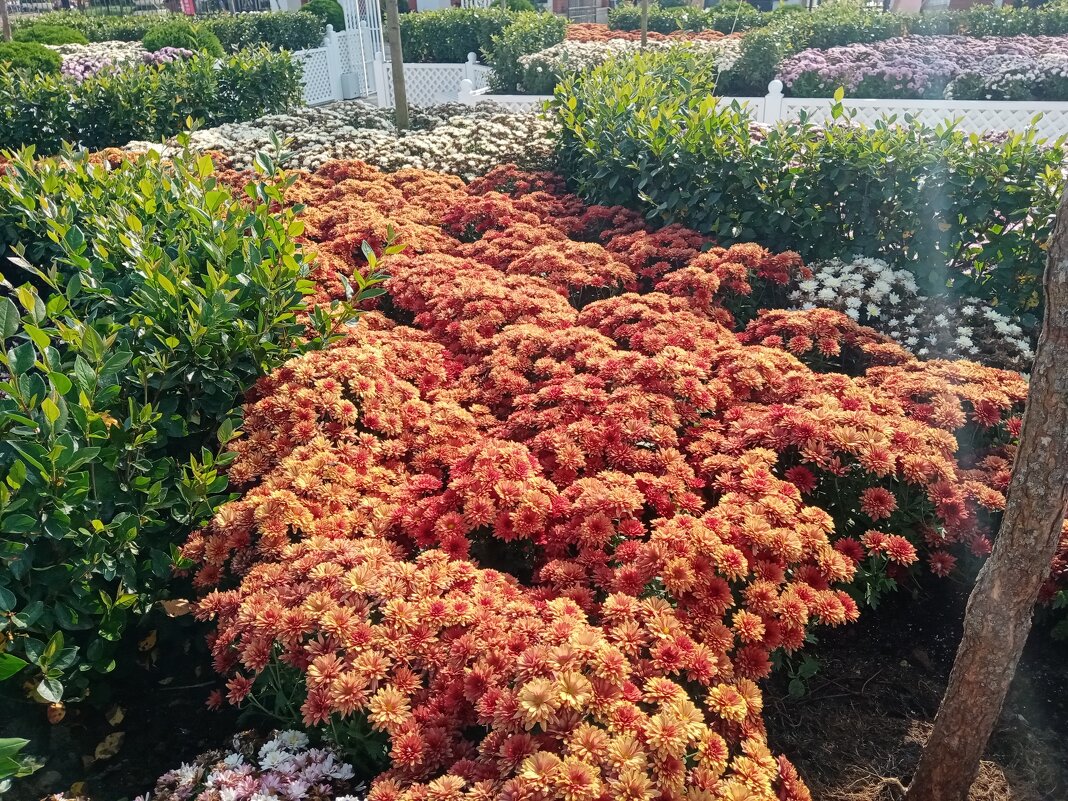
<box><xmin>555</xmin><ymin>48</ymin><xmax>1064</xmax><ymax>331</ymax></box>
<box><xmin>302</xmin><ymin>0</ymin><xmax>346</xmax><ymax>33</ymax></box>
<box><xmin>0</xmin><ymin>48</ymin><xmax>302</xmax><ymax>155</ymax></box>
<box><xmin>0</xmin><ymin>145</ymin><xmax>381</xmax><ymax>703</ymax></box>
<box><xmin>608</xmin><ymin>4</ymin><xmax>766</xmax><ymax>34</ymax></box>
<box><xmin>486</xmin><ymin>10</ymin><xmax>567</xmax><ymax>92</ymax></box>
<box><xmin>199</xmin><ymin>11</ymin><xmax>325</xmax><ymax>52</ymax></box>
<box><xmin>399</xmin><ymin>7</ymin><xmax>514</xmax><ymax>63</ymax></box>
<box><xmin>142</xmin><ymin>19</ymin><xmax>226</xmax><ymax>57</ymax></box>
<box><xmin>12</xmin><ymin>23</ymin><xmax>89</xmax><ymax>45</ymax></box>
<box><xmin>0</xmin><ymin>42</ymin><xmax>62</xmax><ymax>75</ymax></box>
<box><xmin>11</xmin><ymin>10</ymin><xmax>326</xmax><ymax>52</ymax></box>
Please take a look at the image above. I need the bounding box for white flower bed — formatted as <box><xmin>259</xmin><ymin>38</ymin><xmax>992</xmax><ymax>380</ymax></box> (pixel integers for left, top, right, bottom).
<box><xmin>792</xmin><ymin>255</ymin><xmax>1034</xmax><ymax>372</ymax></box>
<box><xmin>126</xmin><ymin>102</ymin><xmax>557</xmax><ymax>179</ymax></box>
<box><xmin>518</xmin><ymin>38</ymin><xmax>741</xmax><ymax>94</ymax></box>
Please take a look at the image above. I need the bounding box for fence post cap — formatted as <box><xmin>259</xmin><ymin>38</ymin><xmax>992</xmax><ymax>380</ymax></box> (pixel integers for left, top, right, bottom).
<box><xmin>467</xmin><ymin>52</ymin><xmax>477</xmax><ymax>64</ymax></box>
<box><xmin>326</xmin><ymin>23</ymin><xmax>335</xmax><ymax>34</ymax></box>
<box><xmin>767</xmin><ymin>79</ymin><xmax>784</xmax><ymax>96</ymax></box>
<box><xmin>460</xmin><ymin>78</ymin><xmax>475</xmax><ymax>92</ymax></box>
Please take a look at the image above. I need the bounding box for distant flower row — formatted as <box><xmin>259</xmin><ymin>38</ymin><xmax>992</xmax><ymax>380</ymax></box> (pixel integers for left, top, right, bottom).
<box><xmin>779</xmin><ymin>34</ymin><xmax>1068</xmax><ymax>100</ymax></box>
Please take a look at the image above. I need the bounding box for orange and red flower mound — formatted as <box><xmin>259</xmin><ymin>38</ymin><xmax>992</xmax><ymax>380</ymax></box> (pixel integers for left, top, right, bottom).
<box><xmin>186</xmin><ymin>160</ymin><xmax>1039</xmax><ymax>801</ymax></box>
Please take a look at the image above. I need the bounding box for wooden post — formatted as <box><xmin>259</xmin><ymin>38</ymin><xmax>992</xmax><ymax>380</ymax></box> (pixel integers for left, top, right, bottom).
<box><xmin>1</xmin><ymin>0</ymin><xmax>11</xmax><ymax>44</ymax></box>
<box><xmin>640</xmin><ymin>0</ymin><xmax>648</xmax><ymax>48</ymax></box>
<box><xmin>904</xmin><ymin>190</ymin><xmax>1068</xmax><ymax>801</ymax></box>
<box><xmin>384</xmin><ymin>0</ymin><xmax>409</xmax><ymax>130</ymax></box>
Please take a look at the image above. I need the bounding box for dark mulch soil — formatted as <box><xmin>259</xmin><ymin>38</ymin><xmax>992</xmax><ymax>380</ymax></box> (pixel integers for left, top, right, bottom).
<box><xmin>3</xmin><ymin>618</ymin><xmax>240</xmax><ymax>801</ymax></box>
<box><xmin>764</xmin><ymin>577</ymin><xmax>1068</xmax><ymax>801</ymax></box>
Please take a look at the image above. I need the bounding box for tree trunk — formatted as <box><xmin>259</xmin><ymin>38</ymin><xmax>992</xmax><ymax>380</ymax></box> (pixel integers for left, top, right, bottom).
<box><xmin>384</xmin><ymin>0</ymin><xmax>409</xmax><ymax>131</ymax></box>
<box><xmin>904</xmin><ymin>191</ymin><xmax>1068</xmax><ymax>801</ymax></box>
<box><xmin>640</xmin><ymin>0</ymin><xmax>648</xmax><ymax>49</ymax></box>
<box><xmin>1</xmin><ymin>0</ymin><xmax>11</xmax><ymax>44</ymax></box>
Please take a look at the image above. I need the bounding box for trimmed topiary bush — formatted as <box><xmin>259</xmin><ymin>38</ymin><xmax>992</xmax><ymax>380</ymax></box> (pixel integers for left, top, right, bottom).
<box><xmin>12</xmin><ymin>23</ymin><xmax>89</xmax><ymax>45</ymax></box>
<box><xmin>0</xmin><ymin>41</ymin><xmax>62</xmax><ymax>75</ymax></box>
<box><xmin>142</xmin><ymin>20</ymin><xmax>225</xmax><ymax>58</ymax></box>
<box><xmin>303</xmin><ymin>0</ymin><xmax>347</xmax><ymax>33</ymax></box>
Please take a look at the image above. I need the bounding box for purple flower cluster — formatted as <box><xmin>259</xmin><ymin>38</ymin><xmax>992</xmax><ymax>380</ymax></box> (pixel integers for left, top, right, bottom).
<box><xmin>61</xmin><ymin>55</ymin><xmax>117</xmax><ymax>81</ymax></box>
<box><xmin>141</xmin><ymin>47</ymin><xmax>196</xmax><ymax>67</ymax></box>
<box><xmin>778</xmin><ymin>35</ymin><xmax>1068</xmax><ymax>99</ymax></box>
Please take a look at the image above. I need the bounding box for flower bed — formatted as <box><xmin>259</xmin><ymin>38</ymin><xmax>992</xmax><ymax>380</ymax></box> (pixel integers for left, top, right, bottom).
<box><xmin>51</xmin><ymin>40</ymin><xmax>195</xmax><ymax>81</ymax></box>
<box><xmin>779</xmin><ymin>34</ymin><xmax>1068</xmax><ymax>99</ymax></box>
<box><xmin>171</xmin><ymin>158</ymin><xmax>1068</xmax><ymax>801</ymax></box>
<box><xmin>128</xmin><ymin>102</ymin><xmax>555</xmax><ymax>178</ymax></box>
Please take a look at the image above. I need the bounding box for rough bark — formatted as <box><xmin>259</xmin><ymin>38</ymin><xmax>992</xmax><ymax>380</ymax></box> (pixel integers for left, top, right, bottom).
<box><xmin>904</xmin><ymin>191</ymin><xmax>1068</xmax><ymax>801</ymax></box>
<box><xmin>1</xmin><ymin>0</ymin><xmax>10</xmax><ymax>44</ymax></box>
<box><xmin>640</xmin><ymin>0</ymin><xmax>648</xmax><ymax>49</ymax></box>
<box><xmin>385</xmin><ymin>0</ymin><xmax>409</xmax><ymax>131</ymax></box>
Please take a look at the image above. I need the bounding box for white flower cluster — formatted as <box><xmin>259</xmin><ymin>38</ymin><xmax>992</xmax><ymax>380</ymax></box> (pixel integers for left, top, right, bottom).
<box><xmin>49</xmin><ymin>39</ymin><xmax>148</xmax><ymax>65</ymax></box>
<box><xmin>792</xmin><ymin>255</ymin><xmax>1034</xmax><ymax>372</ymax></box>
<box><xmin>125</xmin><ymin>101</ymin><xmax>557</xmax><ymax>179</ymax></box>
<box><xmin>129</xmin><ymin>730</ymin><xmax>361</xmax><ymax>801</ymax></box>
<box><xmin>946</xmin><ymin>52</ymin><xmax>1068</xmax><ymax>100</ymax></box>
<box><xmin>518</xmin><ymin>38</ymin><xmax>741</xmax><ymax>93</ymax></box>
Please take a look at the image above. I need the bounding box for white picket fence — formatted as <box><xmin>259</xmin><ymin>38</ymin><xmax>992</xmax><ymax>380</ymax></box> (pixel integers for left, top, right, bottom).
<box><xmin>456</xmin><ymin>78</ymin><xmax>1068</xmax><ymax>138</ymax></box>
<box><xmin>291</xmin><ymin>0</ymin><xmax>383</xmax><ymax>105</ymax></box>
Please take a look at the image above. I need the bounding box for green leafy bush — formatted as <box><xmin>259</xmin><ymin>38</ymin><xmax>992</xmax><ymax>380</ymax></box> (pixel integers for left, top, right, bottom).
<box><xmin>199</xmin><ymin>11</ymin><xmax>326</xmax><ymax>52</ymax></box>
<box><xmin>142</xmin><ymin>19</ymin><xmax>226</xmax><ymax>58</ymax></box>
<box><xmin>555</xmin><ymin>48</ymin><xmax>1064</xmax><ymax>328</ymax></box>
<box><xmin>608</xmin><ymin>2</ymin><xmax>765</xmax><ymax>33</ymax></box>
<box><xmin>11</xmin><ymin>11</ymin><xmax>326</xmax><ymax>50</ymax></box>
<box><xmin>302</xmin><ymin>0</ymin><xmax>346</xmax><ymax>33</ymax></box>
<box><xmin>486</xmin><ymin>10</ymin><xmax>567</xmax><ymax>92</ymax></box>
<box><xmin>0</xmin><ymin>42</ymin><xmax>61</xmax><ymax>76</ymax></box>
<box><xmin>12</xmin><ymin>23</ymin><xmax>89</xmax><ymax>45</ymax></box>
<box><xmin>0</xmin><ymin>143</ymin><xmax>384</xmax><ymax>703</ymax></box>
<box><xmin>13</xmin><ymin>11</ymin><xmax>162</xmax><ymax>42</ymax></box>
<box><xmin>399</xmin><ymin>7</ymin><xmax>513</xmax><ymax>63</ymax></box>
<box><xmin>0</xmin><ymin>48</ymin><xmax>301</xmax><ymax>154</ymax></box>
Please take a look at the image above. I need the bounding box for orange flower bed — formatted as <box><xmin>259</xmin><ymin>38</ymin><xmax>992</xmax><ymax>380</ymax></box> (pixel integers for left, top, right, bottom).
<box><xmin>187</xmin><ymin>161</ymin><xmax>1045</xmax><ymax>801</ymax></box>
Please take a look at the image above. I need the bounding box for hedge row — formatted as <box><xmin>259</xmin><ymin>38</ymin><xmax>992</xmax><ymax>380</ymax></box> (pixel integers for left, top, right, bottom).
<box><xmin>554</xmin><ymin>47</ymin><xmax>1063</xmax><ymax>333</ymax></box>
<box><xmin>0</xmin><ymin>48</ymin><xmax>302</xmax><ymax>154</ymax></box>
<box><xmin>398</xmin><ymin>6</ymin><xmax>566</xmax><ymax>87</ymax></box>
<box><xmin>11</xmin><ymin>10</ymin><xmax>326</xmax><ymax>53</ymax></box>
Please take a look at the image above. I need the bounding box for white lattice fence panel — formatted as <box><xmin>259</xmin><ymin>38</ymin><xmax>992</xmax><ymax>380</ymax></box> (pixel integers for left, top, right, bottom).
<box><xmin>780</xmin><ymin>97</ymin><xmax>1068</xmax><ymax>138</ymax></box>
<box><xmin>295</xmin><ymin>48</ymin><xmax>335</xmax><ymax>106</ymax></box>
<box><xmin>382</xmin><ymin>63</ymin><xmax>469</xmax><ymax>107</ymax></box>
<box><xmin>471</xmin><ymin>64</ymin><xmax>494</xmax><ymax>93</ymax></box>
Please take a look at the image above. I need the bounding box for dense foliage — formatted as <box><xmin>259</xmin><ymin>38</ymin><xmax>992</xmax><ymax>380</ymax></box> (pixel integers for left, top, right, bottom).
<box><xmin>487</xmin><ymin>10</ymin><xmax>568</xmax><ymax>93</ymax></box>
<box><xmin>11</xmin><ymin>10</ymin><xmax>326</xmax><ymax>53</ymax></box>
<box><xmin>12</xmin><ymin>23</ymin><xmax>89</xmax><ymax>46</ymax></box>
<box><xmin>0</xmin><ymin>145</ymin><xmax>382</xmax><ymax>703</ymax></box>
<box><xmin>397</xmin><ymin>6</ymin><xmax>564</xmax><ymax>79</ymax></box>
<box><xmin>399</xmin><ymin>8</ymin><xmax>514</xmax><ymax>63</ymax></box>
<box><xmin>609</xmin><ymin>2</ymin><xmax>767</xmax><ymax>35</ymax></box>
<box><xmin>555</xmin><ymin>48</ymin><xmax>1064</xmax><ymax>334</ymax></box>
<box><xmin>0</xmin><ymin>48</ymin><xmax>302</xmax><ymax>155</ymax></box>
<box><xmin>176</xmin><ymin>158</ymin><xmax>1056</xmax><ymax>801</ymax></box>
<box><xmin>303</xmin><ymin>0</ymin><xmax>346</xmax><ymax>34</ymax></box>
<box><xmin>142</xmin><ymin>19</ymin><xmax>226</xmax><ymax>58</ymax></box>
<box><xmin>0</xmin><ymin>41</ymin><xmax>61</xmax><ymax>75</ymax></box>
